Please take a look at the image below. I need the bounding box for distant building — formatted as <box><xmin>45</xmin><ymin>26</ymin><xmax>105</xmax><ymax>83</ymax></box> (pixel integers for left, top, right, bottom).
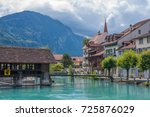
<box><xmin>54</xmin><ymin>54</ymin><xmax>63</xmax><ymax>63</ymax></box>
<box><xmin>72</xmin><ymin>57</ymin><xmax>83</xmax><ymax>68</ymax></box>
<box><xmin>54</xmin><ymin>54</ymin><xmax>83</xmax><ymax>68</ymax></box>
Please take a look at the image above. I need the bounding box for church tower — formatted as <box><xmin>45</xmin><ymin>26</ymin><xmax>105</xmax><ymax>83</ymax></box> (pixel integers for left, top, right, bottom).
<box><xmin>104</xmin><ymin>19</ymin><xmax>108</xmax><ymax>33</ymax></box>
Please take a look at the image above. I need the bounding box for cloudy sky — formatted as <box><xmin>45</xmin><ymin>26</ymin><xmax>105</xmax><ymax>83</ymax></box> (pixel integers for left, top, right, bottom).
<box><xmin>0</xmin><ymin>0</ymin><xmax>150</xmax><ymax>36</ymax></box>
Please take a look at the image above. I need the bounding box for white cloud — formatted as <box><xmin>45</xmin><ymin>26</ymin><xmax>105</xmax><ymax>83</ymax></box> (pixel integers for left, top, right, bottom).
<box><xmin>120</xmin><ymin>23</ymin><xmax>125</xmax><ymax>27</ymax></box>
<box><xmin>48</xmin><ymin>0</ymin><xmax>83</xmax><ymax>21</ymax></box>
<box><xmin>0</xmin><ymin>0</ymin><xmax>149</xmax><ymax>35</ymax></box>
<box><xmin>0</xmin><ymin>0</ymin><xmax>45</xmax><ymax>16</ymax></box>
<box><xmin>48</xmin><ymin>0</ymin><xmax>74</xmax><ymax>13</ymax></box>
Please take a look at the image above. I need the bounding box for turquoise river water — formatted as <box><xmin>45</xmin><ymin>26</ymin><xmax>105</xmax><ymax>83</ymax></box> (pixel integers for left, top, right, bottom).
<box><xmin>0</xmin><ymin>77</ymin><xmax>150</xmax><ymax>100</ymax></box>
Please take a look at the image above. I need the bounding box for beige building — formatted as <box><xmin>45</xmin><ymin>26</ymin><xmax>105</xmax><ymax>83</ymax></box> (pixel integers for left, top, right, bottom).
<box><xmin>134</xmin><ymin>33</ymin><xmax>150</xmax><ymax>52</ymax></box>
<box><xmin>117</xmin><ymin>34</ymin><xmax>150</xmax><ymax>79</ymax></box>
<box><xmin>134</xmin><ymin>33</ymin><xmax>150</xmax><ymax>78</ymax></box>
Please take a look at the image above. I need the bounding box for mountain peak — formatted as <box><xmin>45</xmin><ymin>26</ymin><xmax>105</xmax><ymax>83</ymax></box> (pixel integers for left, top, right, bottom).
<box><xmin>0</xmin><ymin>11</ymin><xmax>83</xmax><ymax>56</ymax></box>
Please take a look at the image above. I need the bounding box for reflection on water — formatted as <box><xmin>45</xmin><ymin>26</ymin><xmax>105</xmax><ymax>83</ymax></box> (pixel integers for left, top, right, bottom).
<box><xmin>0</xmin><ymin>76</ymin><xmax>150</xmax><ymax>100</ymax></box>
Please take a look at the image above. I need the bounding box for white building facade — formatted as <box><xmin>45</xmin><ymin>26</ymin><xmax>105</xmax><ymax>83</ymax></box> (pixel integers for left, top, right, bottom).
<box><xmin>117</xmin><ymin>19</ymin><xmax>150</xmax><ymax>79</ymax></box>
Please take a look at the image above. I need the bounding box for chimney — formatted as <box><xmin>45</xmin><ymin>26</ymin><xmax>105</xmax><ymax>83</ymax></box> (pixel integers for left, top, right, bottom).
<box><xmin>130</xmin><ymin>24</ymin><xmax>133</xmax><ymax>31</ymax></box>
<box><xmin>97</xmin><ymin>30</ymin><xmax>101</xmax><ymax>35</ymax></box>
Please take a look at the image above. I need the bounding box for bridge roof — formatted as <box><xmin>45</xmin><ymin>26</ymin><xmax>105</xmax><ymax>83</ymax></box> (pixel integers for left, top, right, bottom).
<box><xmin>0</xmin><ymin>46</ymin><xmax>56</xmax><ymax>64</ymax></box>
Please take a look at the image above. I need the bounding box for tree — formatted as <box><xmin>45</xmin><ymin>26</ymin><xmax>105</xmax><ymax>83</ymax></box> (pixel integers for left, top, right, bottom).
<box><xmin>68</xmin><ymin>65</ymin><xmax>73</xmax><ymax>76</ymax></box>
<box><xmin>61</xmin><ymin>54</ymin><xmax>73</xmax><ymax>68</ymax></box>
<box><xmin>50</xmin><ymin>63</ymin><xmax>64</xmax><ymax>73</ymax></box>
<box><xmin>117</xmin><ymin>50</ymin><xmax>139</xmax><ymax>80</ymax></box>
<box><xmin>83</xmin><ymin>38</ymin><xmax>90</xmax><ymax>46</ymax></box>
<box><xmin>139</xmin><ymin>50</ymin><xmax>150</xmax><ymax>82</ymax></box>
<box><xmin>101</xmin><ymin>56</ymin><xmax>116</xmax><ymax>81</ymax></box>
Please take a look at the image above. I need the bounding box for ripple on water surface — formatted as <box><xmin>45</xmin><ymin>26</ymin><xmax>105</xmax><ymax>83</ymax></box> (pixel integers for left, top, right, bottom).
<box><xmin>0</xmin><ymin>77</ymin><xmax>150</xmax><ymax>100</ymax></box>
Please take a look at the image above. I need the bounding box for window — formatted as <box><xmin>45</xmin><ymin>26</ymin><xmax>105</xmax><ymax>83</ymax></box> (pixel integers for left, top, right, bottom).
<box><xmin>114</xmin><ymin>48</ymin><xmax>116</xmax><ymax>54</ymax></box>
<box><xmin>139</xmin><ymin>38</ymin><xmax>143</xmax><ymax>44</ymax></box>
<box><xmin>147</xmin><ymin>37</ymin><xmax>150</xmax><ymax>43</ymax></box>
<box><xmin>106</xmin><ymin>49</ymin><xmax>112</xmax><ymax>55</ymax></box>
<box><xmin>108</xmin><ymin>49</ymin><xmax>112</xmax><ymax>54</ymax></box>
<box><xmin>138</xmin><ymin>30</ymin><xmax>141</xmax><ymax>34</ymax></box>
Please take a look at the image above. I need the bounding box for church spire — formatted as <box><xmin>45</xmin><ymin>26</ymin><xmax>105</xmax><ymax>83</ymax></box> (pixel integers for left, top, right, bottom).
<box><xmin>104</xmin><ymin>19</ymin><xmax>108</xmax><ymax>33</ymax></box>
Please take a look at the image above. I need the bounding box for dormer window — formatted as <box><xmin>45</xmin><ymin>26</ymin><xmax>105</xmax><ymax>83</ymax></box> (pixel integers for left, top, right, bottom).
<box><xmin>138</xmin><ymin>30</ymin><xmax>141</xmax><ymax>34</ymax></box>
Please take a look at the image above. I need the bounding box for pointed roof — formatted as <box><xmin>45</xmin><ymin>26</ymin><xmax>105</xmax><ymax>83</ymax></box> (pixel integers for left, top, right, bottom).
<box><xmin>88</xmin><ymin>33</ymin><xmax>107</xmax><ymax>45</ymax></box>
<box><xmin>104</xmin><ymin>19</ymin><xmax>108</xmax><ymax>33</ymax></box>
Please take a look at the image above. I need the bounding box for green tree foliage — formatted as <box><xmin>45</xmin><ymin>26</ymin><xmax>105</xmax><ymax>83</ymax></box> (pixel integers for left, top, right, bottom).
<box><xmin>50</xmin><ymin>63</ymin><xmax>64</xmax><ymax>73</ymax></box>
<box><xmin>61</xmin><ymin>54</ymin><xmax>73</xmax><ymax>68</ymax></box>
<box><xmin>83</xmin><ymin>38</ymin><xmax>90</xmax><ymax>46</ymax></box>
<box><xmin>139</xmin><ymin>50</ymin><xmax>150</xmax><ymax>82</ymax></box>
<box><xmin>139</xmin><ymin>50</ymin><xmax>150</xmax><ymax>71</ymax></box>
<box><xmin>101</xmin><ymin>56</ymin><xmax>116</xmax><ymax>79</ymax></box>
<box><xmin>68</xmin><ymin>65</ymin><xmax>73</xmax><ymax>76</ymax></box>
<box><xmin>117</xmin><ymin>50</ymin><xmax>139</xmax><ymax>80</ymax></box>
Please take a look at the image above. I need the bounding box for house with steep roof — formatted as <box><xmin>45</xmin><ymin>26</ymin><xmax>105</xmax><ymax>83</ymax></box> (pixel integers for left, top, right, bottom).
<box><xmin>102</xmin><ymin>33</ymin><xmax>124</xmax><ymax>77</ymax></box>
<box><xmin>117</xmin><ymin>19</ymin><xmax>150</xmax><ymax>78</ymax></box>
<box><xmin>82</xmin><ymin>18</ymin><xmax>150</xmax><ymax>77</ymax></box>
<box><xmin>104</xmin><ymin>19</ymin><xmax>150</xmax><ymax>57</ymax></box>
<box><xmin>100</xmin><ymin>18</ymin><xmax>150</xmax><ymax>78</ymax></box>
<box><xmin>82</xmin><ymin>20</ymin><xmax>108</xmax><ymax>73</ymax></box>
<box><xmin>118</xmin><ymin>19</ymin><xmax>150</xmax><ymax>47</ymax></box>
<box><xmin>0</xmin><ymin>46</ymin><xmax>56</xmax><ymax>86</ymax></box>
<box><xmin>102</xmin><ymin>33</ymin><xmax>123</xmax><ymax>57</ymax></box>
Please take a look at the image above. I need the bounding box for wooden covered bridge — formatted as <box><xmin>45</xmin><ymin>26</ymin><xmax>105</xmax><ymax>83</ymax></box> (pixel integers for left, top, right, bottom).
<box><xmin>0</xmin><ymin>46</ymin><xmax>56</xmax><ymax>86</ymax></box>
